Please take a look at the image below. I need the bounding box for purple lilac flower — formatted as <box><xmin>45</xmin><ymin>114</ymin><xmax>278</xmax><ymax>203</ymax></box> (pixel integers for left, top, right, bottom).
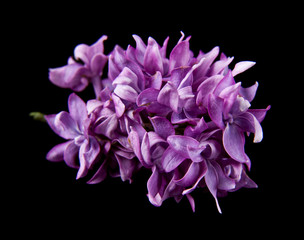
<box><xmin>49</xmin><ymin>36</ymin><xmax>108</xmax><ymax>97</ymax></box>
<box><xmin>43</xmin><ymin>32</ymin><xmax>270</xmax><ymax>213</ymax></box>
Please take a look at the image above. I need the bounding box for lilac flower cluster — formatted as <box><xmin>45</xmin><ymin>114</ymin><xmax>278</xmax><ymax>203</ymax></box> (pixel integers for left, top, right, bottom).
<box><xmin>45</xmin><ymin>32</ymin><xmax>270</xmax><ymax>212</ymax></box>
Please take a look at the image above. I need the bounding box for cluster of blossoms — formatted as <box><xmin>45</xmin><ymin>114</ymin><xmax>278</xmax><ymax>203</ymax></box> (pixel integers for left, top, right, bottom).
<box><xmin>45</xmin><ymin>32</ymin><xmax>270</xmax><ymax>212</ymax></box>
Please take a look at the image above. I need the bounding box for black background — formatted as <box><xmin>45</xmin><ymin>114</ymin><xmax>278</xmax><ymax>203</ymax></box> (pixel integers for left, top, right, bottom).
<box><xmin>8</xmin><ymin>2</ymin><xmax>298</xmax><ymax>237</ymax></box>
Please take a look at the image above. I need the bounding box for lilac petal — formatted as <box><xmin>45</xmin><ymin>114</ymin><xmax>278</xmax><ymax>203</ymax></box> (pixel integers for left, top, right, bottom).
<box><xmin>186</xmin><ymin>194</ymin><xmax>195</xmax><ymax>212</ymax></box>
<box><xmin>247</xmin><ymin>105</ymin><xmax>271</xmax><ymax>123</ymax></box>
<box><xmin>49</xmin><ymin>64</ymin><xmax>89</xmax><ymax>91</ymax></box>
<box><xmin>144</xmin><ymin>37</ymin><xmax>163</xmax><ymax>75</ymax></box>
<box><xmin>68</xmin><ymin>93</ymin><xmax>87</xmax><ymax>132</ymax></box>
<box><xmin>235</xmin><ymin>112</ymin><xmax>263</xmax><ymax>143</ymax></box>
<box><xmin>157</xmin><ymin>82</ymin><xmax>179</xmax><ymax>112</ymax></box>
<box><xmin>94</xmin><ymin>114</ymin><xmax>118</xmax><ymax>139</ymax></box>
<box><xmin>175</xmin><ymin>161</ymin><xmax>206</xmax><ymax>190</ymax></box>
<box><xmin>82</xmin><ymin>137</ymin><xmax>100</xmax><ymax>169</ymax></box>
<box><xmin>149</xmin><ymin>116</ymin><xmax>175</xmax><ymax>140</ymax></box>
<box><xmin>232</xmin><ymin>61</ymin><xmax>256</xmax><ymax>77</ymax></box>
<box><xmin>240</xmin><ymin>82</ymin><xmax>259</xmax><ymax>102</ymax></box>
<box><xmin>114</xmin><ymin>84</ymin><xmax>138</xmax><ymax>103</ymax></box>
<box><xmin>46</xmin><ymin>112</ymin><xmax>80</xmax><ymax>139</ymax></box>
<box><xmin>141</xmin><ymin>132</ymin><xmax>152</xmax><ymax>167</ymax></box>
<box><xmin>112</xmin><ymin>67</ymin><xmax>140</xmax><ymax>92</ymax></box>
<box><xmin>205</xmin><ymin>161</ymin><xmax>222</xmax><ymax>213</ymax></box>
<box><xmin>86</xmin><ymin>99</ymin><xmax>103</xmax><ymax>115</ymax></box>
<box><xmin>74</xmin><ymin>35</ymin><xmax>107</xmax><ymax>66</ymax></box>
<box><xmin>213</xmin><ymin>70</ymin><xmax>235</xmax><ymax>96</ymax></box>
<box><xmin>220</xmin><ymin>82</ymin><xmax>241</xmax><ymax>116</ymax></box>
<box><xmin>161</xmin><ymin>147</ymin><xmax>186</xmax><ymax>172</ymax></box>
<box><xmin>187</xmin><ymin>145</ymin><xmax>205</xmax><ymax>163</ymax></box>
<box><xmin>230</xmin><ymin>95</ymin><xmax>251</xmax><ymax>116</ymax></box>
<box><xmin>136</xmin><ymin>88</ymin><xmax>159</xmax><ymax>106</ymax></box>
<box><xmin>160</xmin><ymin>36</ymin><xmax>169</xmax><ymax>58</ymax></box>
<box><xmin>234</xmin><ymin>170</ymin><xmax>258</xmax><ymax>191</ymax></box>
<box><xmin>115</xmin><ymin>154</ymin><xmax>137</xmax><ymax>183</ymax></box>
<box><xmin>132</xmin><ymin>34</ymin><xmax>147</xmax><ymax>65</ymax></box>
<box><xmin>167</xmin><ymin>135</ymin><xmax>200</xmax><ymax>158</ymax></box>
<box><xmin>208</xmin><ymin>56</ymin><xmax>234</xmax><ymax>76</ymax></box>
<box><xmin>208</xmin><ymin>94</ymin><xmax>225</xmax><ymax>129</ymax></box>
<box><xmin>169</xmin><ymin>40</ymin><xmax>190</xmax><ymax>71</ymax></box>
<box><xmin>77</xmin><ymin>143</ymin><xmax>89</xmax><ymax>179</ymax></box>
<box><xmin>46</xmin><ymin>141</ymin><xmax>70</xmax><ymax>162</ymax></box>
<box><xmin>193</xmin><ymin>46</ymin><xmax>220</xmax><ymax>83</ymax></box>
<box><xmin>128</xmin><ymin>128</ymin><xmax>143</xmax><ymax>164</ymax></box>
<box><xmin>147</xmin><ymin>167</ymin><xmax>163</xmax><ymax>206</ymax></box>
<box><xmin>184</xmin><ymin>117</ymin><xmax>208</xmax><ymax>138</ymax></box>
<box><xmin>149</xmin><ymin>71</ymin><xmax>162</xmax><ymax>90</ymax></box>
<box><xmin>112</xmin><ymin>93</ymin><xmax>125</xmax><ymax>118</ymax></box>
<box><xmin>64</xmin><ymin>140</ymin><xmax>79</xmax><ymax>168</ymax></box>
<box><xmin>196</xmin><ymin>74</ymin><xmax>223</xmax><ymax>106</ymax></box>
<box><xmin>90</xmin><ymin>53</ymin><xmax>108</xmax><ymax>76</ymax></box>
<box><xmin>212</xmin><ymin>161</ymin><xmax>236</xmax><ymax>191</ymax></box>
<box><xmin>87</xmin><ymin>160</ymin><xmax>108</xmax><ymax>184</ymax></box>
<box><xmin>223</xmin><ymin>123</ymin><xmax>249</xmax><ymax>163</ymax></box>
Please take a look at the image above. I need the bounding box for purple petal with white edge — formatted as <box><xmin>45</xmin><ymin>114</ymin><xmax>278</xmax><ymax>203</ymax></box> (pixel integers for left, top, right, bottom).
<box><xmin>64</xmin><ymin>140</ymin><xmax>80</xmax><ymax>168</ymax></box>
<box><xmin>167</xmin><ymin>135</ymin><xmax>200</xmax><ymax>158</ymax></box>
<box><xmin>149</xmin><ymin>116</ymin><xmax>175</xmax><ymax>140</ymax></box>
<box><xmin>68</xmin><ymin>93</ymin><xmax>87</xmax><ymax>132</ymax></box>
<box><xmin>239</xmin><ymin>82</ymin><xmax>259</xmax><ymax>102</ymax></box>
<box><xmin>205</xmin><ymin>161</ymin><xmax>222</xmax><ymax>213</ymax></box>
<box><xmin>223</xmin><ymin>123</ymin><xmax>249</xmax><ymax>163</ymax></box>
<box><xmin>208</xmin><ymin>94</ymin><xmax>225</xmax><ymax>129</ymax></box>
<box><xmin>144</xmin><ymin>37</ymin><xmax>163</xmax><ymax>75</ymax></box>
<box><xmin>46</xmin><ymin>141</ymin><xmax>70</xmax><ymax>162</ymax></box>
<box><xmin>114</xmin><ymin>84</ymin><xmax>138</xmax><ymax>103</ymax></box>
<box><xmin>234</xmin><ymin>112</ymin><xmax>263</xmax><ymax>143</ymax></box>
<box><xmin>232</xmin><ymin>61</ymin><xmax>256</xmax><ymax>77</ymax></box>
<box><xmin>161</xmin><ymin>147</ymin><xmax>186</xmax><ymax>172</ymax></box>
